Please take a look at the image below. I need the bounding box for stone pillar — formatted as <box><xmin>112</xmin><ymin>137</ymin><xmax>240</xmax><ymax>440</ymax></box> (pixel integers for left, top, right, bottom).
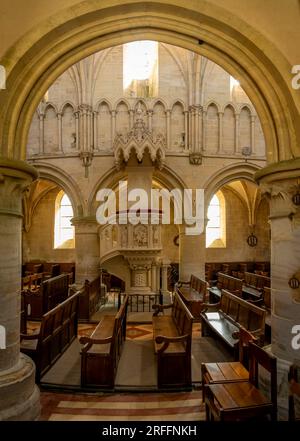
<box><xmin>111</xmin><ymin>110</ymin><xmax>116</xmax><ymax>142</ymax></box>
<box><xmin>93</xmin><ymin>111</ymin><xmax>98</xmax><ymax>150</ymax></box>
<box><xmin>202</xmin><ymin>109</ymin><xmax>207</xmax><ymax>153</ymax></box>
<box><xmin>235</xmin><ymin>112</ymin><xmax>240</xmax><ymax>154</ymax></box>
<box><xmin>256</xmin><ymin>159</ymin><xmax>300</xmax><ymax>420</ymax></box>
<box><xmin>251</xmin><ymin>114</ymin><xmax>256</xmax><ymax>155</ymax></box>
<box><xmin>184</xmin><ymin>111</ymin><xmax>189</xmax><ymax>151</ymax></box>
<box><xmin>179</xmin><ymin>227</ymin><xmax>205</xmax><ymax>281</ymax></box>
<box><xmin>39</xmin><ymin>113</ymin><xmax>44</xmax><ymax>154</ymax></box>
<box><xmin>57</xmin><ymin>113</ymin><xmax>62</xmax><ymax>152</ymax></box>
<box><xmin>72</xmin><ymin>216</ymin><xmax>100</xmax><ymax>284</ymax></box>
<box><xmin>75</xmin><ymin>111</ymin><xmax>79</xmax><ymax>150</ymax></box>
<box><xmin>0</xmin><ymin>158</ymin><xmax>40</xmax><ymax>420</ymax></box>
<box><xmin>147</xmin><ymin>110</ymin><xmax>153</xmax><ymax>131</ymax></box>
<box><xmin>129</xmin><ymin>109</ymin><xmax>134</xmax><ymax>129</ymax></box>
<box><xmin>156</xmin><ymin>262</ymin><xmax>161</xmax><ymax>293</ymax></box>
<box><xmin>151</xmin><ymin>264</ymin><xmax>157</xmax><ymax>293</ymax></box>
<box><xmin>166</xmin><ymin>109</ymin><xmax>171</xmax><ymax>149</ymax></box>
<box><xmin>197</xmin><ymin>107</ymin><xmax>203</xmax><ymax>153</ymax></box>
<box><xmin>218</xmin><ymin>111</ymin><xmax>223</xmax><ymax>154</ymax></box>
<box><xmin>161</xmin><ymin>260</ymin><xmax>170</xmax><ymax>295</ymax></box>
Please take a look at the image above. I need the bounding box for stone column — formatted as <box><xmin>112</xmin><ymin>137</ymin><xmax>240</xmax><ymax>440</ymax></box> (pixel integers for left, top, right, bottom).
<box><xmin>184</xmin><ymin>111</ymin><xmax>189</xmax><ymax>150</ymax></box>
<box><xmin>147</xmin><ymin>110</ymin><xmax>153</xmax><ymax>131</ymax></box>
<box><xmin>75</xmin><ymin>111</ymin><xmax>79</xmax><ymax>150</ymax></box>
<box><xmin>129</xmin><ymin>109</ymin><xmax>134</xmax><ymax>129</ymax></box>
<box><xmin>256</xmin><ymin>159</ymin><xmax>300</xmax><ymax>420</ymax></box>
<box><xmin>151</xmin><ymin>264</ymin><xmax>157</xmax><ymax>293</ymax></box>
<box><xmin>202</xmin><ymin>109</ymin><xmax>207</xmax><ymax>153</ymax></box>
<box><xmin>111</xmin><ymin>110</ymin><xmax>116</xmax><ymax>142</ymax></box>
<box><xmin>0</xmin><ymin>158</ymin><xmax>40</xmax><ymax>420</ymax></box>
<box><xmin>251</xmin><ymin>114</ymin><xmax>256</xmax><ymax>155</ymax></box>
<box><xmin>161</xmin><ymin>260</ymin><xmax>170</xmax><ymax>295</ymax></box>
<box><xmin>93</xmin><ymin>111</ymin><xmax>98</xmax><ymax>151</ymax></box>
<box><xmin>179</xmin><ymin>227</ymin><xmax>205</xmax><ymax>281</ymax></box>
<box><xmin>166</xmin><ymin>109</ymin><xmax>171</xmax><ymax>149</ymax></box>
<box><xmin>39</xmin><ymin>113</ymin><xmax>44</xmax><ymax>154</ymax></box>
<box><xmin>235</xmin><ymin>112</ymin><xmax>240</xmax><ymax>154</ymax></box>
<box><xmin>197</xmin><ymin>107</ymin><xmax>203</xmax><ymax>152</ymax></box>
<box><xmin>156</xmin><ymin>262</ymin><xmax>161</xmax><ymax>293</ymax></box>
<box><xmin>218</xmin><ymin>111</ymin><xmax>223</xmax><ymax>154</ymax></box>
<box><xmin>72</xmin><ymin>216</ymin><xmax>100</xmax><ymax>284</ymax></box>
<box><xmin>57</xmin><ymin>113</ymin><xmax>62</xmax><ymax>152</ymax></box>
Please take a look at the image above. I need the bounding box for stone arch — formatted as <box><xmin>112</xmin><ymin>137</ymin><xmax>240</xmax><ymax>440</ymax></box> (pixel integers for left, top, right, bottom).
<box><xmin>204</xmin><ymin>162</ymin><xmax>261</xmax><ymax>210</ymax></box>
<box><xmin>31</xmin><ymin>162</ymin><xmax>85</xmax><ymax>217</ymax></box>
<box><xmin>0</xmin><ymin>1</ymin><xmax>299</xmax><ymax>163</ymax></box>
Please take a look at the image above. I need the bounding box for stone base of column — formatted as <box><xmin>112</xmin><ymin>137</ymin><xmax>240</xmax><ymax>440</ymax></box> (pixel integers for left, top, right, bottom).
<box><xmin>0</xmin><ymin>354</ymin><xmax>40</xmax><ymax>421</ymax></box>
<box><xmin>258</xmin><ymin>345</ymin><xmax>292</xmax><ymax>421</ymax></box>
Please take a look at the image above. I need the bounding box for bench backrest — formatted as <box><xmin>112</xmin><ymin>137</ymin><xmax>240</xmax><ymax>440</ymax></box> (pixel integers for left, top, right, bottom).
<box><xmin>190</xmin><ymin>275</ymin><xmax>208</xmax><ymax>295</ymax></box>
<box><xmin>172</xmin><ymin>292</ymin><xmax>193</xmax><ymax>341</ymax></box>
<box><xmin>41</xmin><ymin>273</ymin><xmax>70</xmax><ymax>313</ymax></box>
<box><xmin>220</xmin><ymin>289</ymin><xmax>266</xmax><ymax>335</ymax></box>
<box><xmin>263</xmin><ymin>287</ymin><xmax>271</xmax><ymax>310</ymax></box>
<box><xmin>35</xmin><ymin>291</ymin><xmax>80</xmax><ymax>380</ymax></box>
<box><xmin>217</xmin><ymin>272</ymin><xmax>243</xmax><ymax>295</ymax></box>
<box><xmin>111</xmin><ymin>294</ymin><xmax>129</xmax><ymax>359</ymax></box>
<box><xmin>244</xmin><ymin>272</ymin><xmax>270</xmax><ymax>289</ymax></box>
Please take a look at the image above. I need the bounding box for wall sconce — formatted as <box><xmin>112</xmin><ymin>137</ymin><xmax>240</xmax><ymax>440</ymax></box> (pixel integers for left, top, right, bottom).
<box><xmin>80</xmin><ymin>151</ymin><xmax>93</xmax><ymax>178</ymax></box>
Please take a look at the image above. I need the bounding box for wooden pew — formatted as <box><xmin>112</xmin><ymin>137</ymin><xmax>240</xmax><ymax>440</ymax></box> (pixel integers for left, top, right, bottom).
<box><xmin>152</xmin><ymin>292</ymin><xmax>193</xmax><ymax>389</ymax></box>
<box><xmin>80</xmin><ymin>294</ymin><xmax>129</xmax><ymax>389</ymax></box>
<box><xmin>208</xmin><ymin>272</ymin><xmax>243</xmax><ymax>303</ymax></box>
<box><xmin>23</xmin><ymin>273</ymin><xmax>70</xmax><ymax>320</ymax></box>
<box><xmin>75</xmin><ymin>277</ymin><xmax>103</xmax><ymax>321</ymax></box>
<box><xmin>176</xmin><ymin>275</ymin><xmax>208</xmax><ymax>320</ymax></box>
<box><xmin>22</xmin><ymin>261</ymin><xmax>76</xmax><ymax>283</ymax></box>
<box><xmin>201</xmin><ymin>289</ymin><xmax>266</xmax><ymax>357</ymax></box>
<box><xmin>242</xmin><ymin>271</ymin><xmax>271</xmax><ymax>300</ymax></box>
<box><xmin>20</xmin><ymin>291</ymin><xmax>80</xmax><ymax>382</ymax></box>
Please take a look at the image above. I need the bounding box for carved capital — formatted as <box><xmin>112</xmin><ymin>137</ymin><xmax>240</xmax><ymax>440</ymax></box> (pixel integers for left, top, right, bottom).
<box><xmin>0</xmin><ymin>158</ymin><xmax>38</xmax><ymax>217</ymax></box>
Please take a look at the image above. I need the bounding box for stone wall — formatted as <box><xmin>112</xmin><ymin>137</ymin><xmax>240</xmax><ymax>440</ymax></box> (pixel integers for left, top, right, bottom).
<box><xmin>23</xmin><ymin>188</ymin><xmax>75</xmax><ymax>263</ymax></box>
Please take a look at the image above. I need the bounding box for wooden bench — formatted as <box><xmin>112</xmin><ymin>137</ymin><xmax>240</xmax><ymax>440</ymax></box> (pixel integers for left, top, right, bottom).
<box><xmin>152</xmin><ymin>292</ymin><xmax>193</xmax><ymax>389</ymax></box>
<box><xmin>242</xmin><ymin>272</ymin><xmax>271</xmax><ymax>300</ymax></box>
<box><xmin>70</xmin><ymin>276</ymin><xmax>103</xmax><ymax>321</ymax></box>
<box><xmin>23</xmin><ymin>273</ymin><xmax>70</xmax><ymax>320</ymax></box>
<box><xmin>209</xmin><ymin>272</ymin><xmax>243</xmax><ymax>303</ymax></box>
<box><xmin>20</xmin><ymin>291</ymin><xmax>80</xmax><ymax>382</ymax></box>
<box><xmin>80</xmin><ymin>294</ymin><xmax>129</xmax><ymax>389</ymax></box>
<box><xmin>201</xmin><ymin>289</ymin><xmax>266</xmax><ymax>357</ymax></box>
<box><xmin>176</xmin><ymin>275</ymin><xmax>208</xmax><ymax>320</ymax></box>
<box><xmin>22</xmin><ymin>261</ymin><xmax>76</xmax><ymax>283</ymax></box>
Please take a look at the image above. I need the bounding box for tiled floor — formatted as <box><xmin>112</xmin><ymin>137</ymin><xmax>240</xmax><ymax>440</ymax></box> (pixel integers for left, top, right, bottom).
<box><xmin>40</xmin><ymin>390</ymin><xmax>205</xmax><ymax>421</ymax></box>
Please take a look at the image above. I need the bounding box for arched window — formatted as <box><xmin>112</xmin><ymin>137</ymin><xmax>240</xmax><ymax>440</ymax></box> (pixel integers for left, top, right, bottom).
<box><xmin>206</xmin><ymin>191</ymin><xmax>226</xmax><ymax>248</ymax></box>
<box><xmin>54</xmin><ymin>191</ymin><xmax>75</xmax><ymax>249</ymax></box>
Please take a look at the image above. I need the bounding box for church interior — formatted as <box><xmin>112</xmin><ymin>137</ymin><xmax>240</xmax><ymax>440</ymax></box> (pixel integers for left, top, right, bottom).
<box><xmin>0</xmin><ymin>0</ymin><xmax>300</xmax><ymax>424</ymax></box>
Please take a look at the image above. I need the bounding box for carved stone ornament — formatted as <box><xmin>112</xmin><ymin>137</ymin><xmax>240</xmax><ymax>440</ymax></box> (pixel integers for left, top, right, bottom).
<box><xmin>189</xmin><ymin>152</ymin><xmax>202</xmax><ymax>165</ymax></box>
<box><xmin>113</xmin><ymin>117</ymin><xmax>166</xmax><ymax>170</ymax></box>
<box><xmin>247</xmin><ymin>233</ymin><xmax>258</xmax><ymax>247</ymax></box>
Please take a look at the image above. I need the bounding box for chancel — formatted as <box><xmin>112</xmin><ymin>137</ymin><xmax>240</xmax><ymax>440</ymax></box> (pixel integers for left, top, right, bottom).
<box><xmin>0</xmin><ymin>0</ymin><xmax>300</xmax><ymax>424</ymax></box>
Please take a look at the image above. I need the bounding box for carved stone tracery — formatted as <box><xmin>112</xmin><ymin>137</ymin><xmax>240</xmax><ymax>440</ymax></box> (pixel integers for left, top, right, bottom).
<box><xmin>113</xmin><ymin>117</ymin><xmax>166</xmax><ymax>170</ymax></box>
